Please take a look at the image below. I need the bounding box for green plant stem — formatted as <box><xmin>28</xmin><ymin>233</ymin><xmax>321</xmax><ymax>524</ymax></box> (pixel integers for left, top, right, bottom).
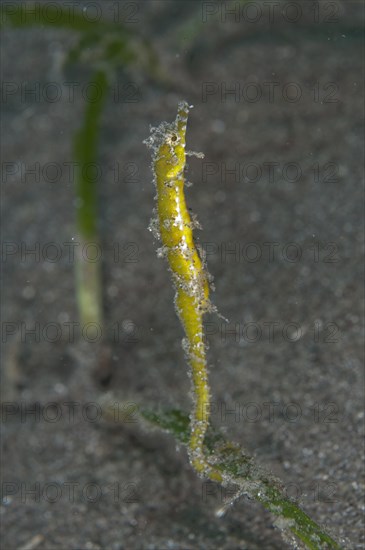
<box><xmin>140</xmin><ymin>408</ymin><xmax>342</xmax><ymax>550</ymax></box>
<box><xmin>73</xmin><ymin>69</ymin><xmax>108</xmax><ymax>327</ymax></box>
